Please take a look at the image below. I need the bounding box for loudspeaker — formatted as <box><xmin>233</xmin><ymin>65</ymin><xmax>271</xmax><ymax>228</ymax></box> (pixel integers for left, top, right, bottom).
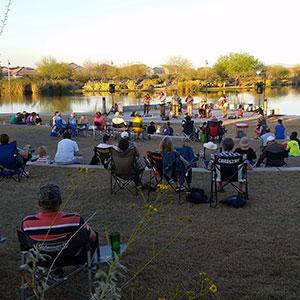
<box><xmin>109</xmin><ymin>84</ymin><xmax>116</xmax><ymax>93</ymax></box>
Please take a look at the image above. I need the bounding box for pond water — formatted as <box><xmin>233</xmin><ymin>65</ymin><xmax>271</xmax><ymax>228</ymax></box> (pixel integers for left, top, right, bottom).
<box><xmin>0</xmin><ymin>87</ymin><xmax>300</xmax><ymax>115</ymax></box>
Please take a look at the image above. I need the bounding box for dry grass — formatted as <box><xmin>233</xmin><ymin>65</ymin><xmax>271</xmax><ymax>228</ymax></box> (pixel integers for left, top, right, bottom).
<box><xmin>0</xmin><ymin>120</ymin><xmax>300</xmax><ymax>299</ymax></box>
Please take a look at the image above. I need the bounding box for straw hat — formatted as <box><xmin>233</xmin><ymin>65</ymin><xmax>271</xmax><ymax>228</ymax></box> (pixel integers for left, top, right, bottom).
<box><xmin>203</xmin><ymin>141</ymin><xmax>217</xmax><ymax>150</ymax></box>
<box><xmin>238</xmin><ymin>137</ymin><xmax>249</xmax><ymax>149</ymax></box>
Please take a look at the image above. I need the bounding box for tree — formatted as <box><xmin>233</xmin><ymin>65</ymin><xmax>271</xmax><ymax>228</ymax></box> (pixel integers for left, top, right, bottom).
<box><xmin>163</xmin><ymin>56</ymin><xmax>194</xmax><ymax>75</ymax></box>
<box><xmin>119</xmin><ymin>64</ymin><xmax>151</xmax><ymax>81</ymax></box>
<box><xmin>36</xmin><ymin>57</ymin><xmax>72</xmax><ymax>80</ymax></box>
<box><xmin>266</xmin><ymin>65</ymin><xmax>290</xmax><ymax>81</ymax></box>
<box><xmin>213</xmin><ymin>52</ymin><xmax>262</xmax><ymax>86</ymax></box>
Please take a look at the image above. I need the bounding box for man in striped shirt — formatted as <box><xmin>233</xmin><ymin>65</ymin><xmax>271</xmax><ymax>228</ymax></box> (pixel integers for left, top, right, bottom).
<box><xmin>21</xmin><ymin>184</ymin><xmax>96</xmax><ymax>242</ymax></box>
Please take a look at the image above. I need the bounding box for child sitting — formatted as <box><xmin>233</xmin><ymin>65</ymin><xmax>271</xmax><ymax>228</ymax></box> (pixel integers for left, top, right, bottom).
<box><xmin>36</xmin><ymin>146</ymin><xmax>50</xmax><ymax>164</ymax></box>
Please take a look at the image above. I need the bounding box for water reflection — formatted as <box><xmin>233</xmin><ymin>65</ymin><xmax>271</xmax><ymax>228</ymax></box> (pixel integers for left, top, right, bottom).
<box><xmin>0</xmin><ymin>88</ymin><xmax>300</xmax><ymax>115</ymax></box>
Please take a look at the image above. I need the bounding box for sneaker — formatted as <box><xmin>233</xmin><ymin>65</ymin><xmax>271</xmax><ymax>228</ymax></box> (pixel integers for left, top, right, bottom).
<box><xmin>175</xmin><ymin>186</ymin><xmax>185</xmax><ymax>192</ymax></box>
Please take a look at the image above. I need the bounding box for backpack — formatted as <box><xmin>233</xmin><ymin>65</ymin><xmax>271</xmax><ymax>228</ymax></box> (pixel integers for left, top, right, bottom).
<box><xmin>186</xmin><ymin>188</ymin><xmax>209</xmax><ymax>204</ymax></box>
<box><xmin>220</xmin><ymin>194</ymin><xmax>247</xmax><ymax>208</ymax></box>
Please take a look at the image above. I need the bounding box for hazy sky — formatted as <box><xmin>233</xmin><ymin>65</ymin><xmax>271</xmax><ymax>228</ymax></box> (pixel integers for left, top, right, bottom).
<box><xmin>0</xmin><ymin>0</ymin><xmax>299</xmax><ymax>68</ymax></box>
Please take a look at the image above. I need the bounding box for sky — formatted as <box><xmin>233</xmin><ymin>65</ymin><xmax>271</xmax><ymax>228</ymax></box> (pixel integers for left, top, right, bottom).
<box><xmin>0</xmin><ymin>0</ymin><xmax>299</xmax><ymax>68</ymax></box>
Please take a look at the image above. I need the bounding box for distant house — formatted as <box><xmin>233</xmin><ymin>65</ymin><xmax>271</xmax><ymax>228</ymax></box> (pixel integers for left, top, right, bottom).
<box><xmin>69</xmin><ymin>63</ymin><xmax>82</xmax><ymax>72</ymax></box>
<box><xmin>152</xmin><ymin>67</ymin><xmax>165</xmax><ymax>75</ymax></box>
<box><xmin>1</xmin><ymin>66</ymin><xmax>36</xmax><ymax>78</ymax></box>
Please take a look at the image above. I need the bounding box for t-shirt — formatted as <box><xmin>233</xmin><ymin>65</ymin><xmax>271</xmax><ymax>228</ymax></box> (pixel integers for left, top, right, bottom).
<box><xmin>234</xmin><ymin>148</ymin><xmax>256</xmax><ymax>162</ymax></box>
<box><xmin>287</xmin><ymin>140</ymin><xmax>300</xmax><ymax>156</ymax></box>
<box><xmin>275</xmin><ymin>124</ymin><xmax>285</xmax><ymax>139</ymax></box>
<box><xmin>54</xmin><ymin>138</ymin><xmax>79</xmax><ymax>163</ymax></box>
<box><xmin>21</xmin><ymin>211</ymin><xmax>93</xmax><ymax>241</ymax></box>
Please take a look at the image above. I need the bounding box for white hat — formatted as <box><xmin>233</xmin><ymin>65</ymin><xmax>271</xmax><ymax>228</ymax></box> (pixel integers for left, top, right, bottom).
<box><xmin>266</xmin><ymin>135</ymin><xmax>275</xmax><ymax>143</ymax></box>
<box><xmin>120</xmin><ymin>131</ymin><xmax>129</xmax><ymax>139</ymax></box>
<box><xmin>203</xmin><ymin>141</ymin><xmax>218</xmax><ymax>150</ymax></box>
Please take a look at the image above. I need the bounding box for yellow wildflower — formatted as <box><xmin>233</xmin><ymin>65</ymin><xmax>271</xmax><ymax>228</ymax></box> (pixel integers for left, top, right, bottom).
<box><xmin>209</xmin><ymin>284</ymin><xmax>217</xmax><ymax>294</ymax></box>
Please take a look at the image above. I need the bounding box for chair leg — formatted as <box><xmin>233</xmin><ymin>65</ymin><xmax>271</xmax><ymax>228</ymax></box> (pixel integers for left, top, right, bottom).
<box><xmin>87</xmin><ymin>250</ymin><xmax>93</xmax><ymax>296</ymax></box>
<box><xmin>20</xmin><ymin>253</ymin><xmax>25</xmax><ymax>300</ymax></box>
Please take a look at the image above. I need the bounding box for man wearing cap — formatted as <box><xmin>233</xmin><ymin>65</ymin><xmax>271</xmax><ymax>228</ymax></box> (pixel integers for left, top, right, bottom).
<box><xmin>256</xmin><ymin>136</ymin><xmax>288</xmax><ymax>167</ymax></box>
<box><xmin>21</xmin><ymin>184</ymin><xmax>96</xmax><ymax>242</ymax></box>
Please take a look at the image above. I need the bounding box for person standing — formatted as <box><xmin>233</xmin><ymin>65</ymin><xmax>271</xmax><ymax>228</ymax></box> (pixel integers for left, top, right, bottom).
<box><xmin>143</xmin><ymin>94</ymin><xmax>151</xmax><ymax>116</ymax></box>
<box><xmin>185</xmin><ymin>95</ymin><xmax>194</xmax><ymax>117</ymax></box>
<box><xmin>159</xmin><ymin>92</ymin><xmax>166</xmax><ymax>118</ymax></box>
<box><xmin>171</xmin><ymin>93</ymin><xmax>179</xmax><ymax>118</ymax></box>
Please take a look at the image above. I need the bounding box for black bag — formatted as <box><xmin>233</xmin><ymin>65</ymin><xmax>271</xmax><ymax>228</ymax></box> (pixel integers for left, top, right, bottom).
<box><xmin>220</xmin><ymin>194</ymin><xmax>247</xmax><ymax>208</ymax></box>
<box><xmin>186</xmin><ymin>188</ymin><xmax>209</xmax><ymax>204</ymax></box>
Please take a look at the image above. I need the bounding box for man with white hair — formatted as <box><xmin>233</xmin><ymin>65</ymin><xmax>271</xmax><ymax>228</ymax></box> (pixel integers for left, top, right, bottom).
<box><xmin>256</xmin><ymin>135</ymin><xmax>288</xmax><ymax>167</ymax></box>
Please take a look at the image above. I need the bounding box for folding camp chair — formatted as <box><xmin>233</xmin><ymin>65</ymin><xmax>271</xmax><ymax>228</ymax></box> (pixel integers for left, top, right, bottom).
<box><xmin>206</xmin><ymin>120</ymin><xmax>221</xmax><ymax>142</ymax></box>
<box><xmin>0</xmin><ymin>141</ymin><xmax>26</xmax><ymax>182</ymax></box>
<box><xmin>145</xmin><ymin>151</ymin><xmax>188</xmax><ymax>202</ymax></box>
<box><xmin>90</xmin><ymin>147</ymin><xmax>111</xmax><ymax>168</ymax></box>
<box><xmin>17</xmin><ymin>229</ymin><xmax>98</xmax><ymax>300</ymax></box>
<box><xmin>110</xmin><ymin>148</ymin><xmax>139</xmax><ymax>195</ymax></box>
<box><xmin>209</xmin><ymin>153</ymin><xmax>249</xmax><ymax>208</ymax></box>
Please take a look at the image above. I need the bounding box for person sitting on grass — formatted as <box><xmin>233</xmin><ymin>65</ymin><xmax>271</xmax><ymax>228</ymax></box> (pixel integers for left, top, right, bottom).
<box><xmin>256</xmin><ymin>136</ymin><xmax>288</xmax><ymax>167</ymax></box>
<box><xmin>234</xmin><ymin>137</ymin><xmax>257</xmax><ymax>166</ymax></box>
<box><xmin>147</xmin><ymin>121</ymin><xmax>156</xmax><ymax>135</ymax></box>
<box><xmin>287</xmin><ymin>132</ymin><xmax>300</xmax><ymax>156</ymax></box>
<box><xmin>21</xmin><ymin>184</ymin><xmax>97</xmax><ymax>253</ymax></box>
<box><xmin>208</xmin><ymin>137</ymin><xmax>252</xmax><ymax>192</ymax></box>
<box><xmin>275</xmin><ymin>119</ymin><xmax>286</xmax><ymax>140</ymax></box>
<box><xmin>35</xmin><ymin>146</ymin><xmax>51</xmax><ymax>164</ymax></box>
<box><xmin>163</xmin><ymin>122</ymin><xmax>174</xmax><ymax>136</ymax></box>
<box><xmin>54</xmin><ymin>131</ymin><xmax>84</xmax><ymax>164</ymax></box>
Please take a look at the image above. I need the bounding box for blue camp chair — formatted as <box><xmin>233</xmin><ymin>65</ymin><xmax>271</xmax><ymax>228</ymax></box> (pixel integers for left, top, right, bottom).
<box><xmin>0</xmin><ymin>141</ymin><xmax>25</xmax><ymax>182</ymax></box>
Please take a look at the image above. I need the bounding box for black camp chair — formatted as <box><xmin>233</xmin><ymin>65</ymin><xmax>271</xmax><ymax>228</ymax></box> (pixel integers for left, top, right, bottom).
<box><xmin>17</xmin><ymin>229</ymin><xmax>98</xmax><ymax>300</ymax></box>
<box><xmin>209</xmin><ymin>153</ymin><xmax>249</xmax><ymax>208</ymax></box>
<box><xmin>90</xmin><ymin>146</ymin><xmax>111</xmax><ymax>169</ymax></box>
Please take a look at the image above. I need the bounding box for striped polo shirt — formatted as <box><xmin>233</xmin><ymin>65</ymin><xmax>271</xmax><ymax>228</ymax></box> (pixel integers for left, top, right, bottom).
<box><xmin>21</xmin><ymin>211</ymin><xmax>92</xmax><ymax>241</ymax></box>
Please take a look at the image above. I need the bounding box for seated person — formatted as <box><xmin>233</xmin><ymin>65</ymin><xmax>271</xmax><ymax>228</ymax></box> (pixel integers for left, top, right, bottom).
<box><xmin>163</xmin><ymin>122</ymin><xmax>174</xmax><ymax>136</ymax></box>
<box><xmin>256</xmin><ymin>136</ymin><xmax>288</xmax><ymax>167</ymax></box>
<box><xmin>55</xmin><ymin>112</ymin><xmax>67</xmax><ymax>130</ymax></box>
<box><xmin>94</xmin><ymin>112</ymin><xmax>105</xmax><ymax>131</ymax></box>
<box><xmin>120</xmin><ymin>131</ymin><xmax>139</xmax><ymax>156</ymax></box>
<box><xmin>68</xmin><ymin>112</ymin><xmax>78</xmax><ymax>135</ymax></box>
<box><xmin>208</xmin><ymin>138</ymin><xmax>251</xmax><ymax>192</ymax></box>
<box><xmin>159</xmin><ymin>136</ymin><xmax>188</xmax><ymax>191</ymax></box>
<box><xmin>147</xmin><ymin>121</ymin><xmax>156</xmax><ymax>135</ymax></box>
<box><xmin>117</xmin><ymin>138</ymin><xmax>145</xmax><ymax>185</ymax></box>
<box><xmin>54</xmin><ymin>131</ymin><xmax>84</xmax><ymax>164</ymax></box>
<box><xmin>201</xmin><ymin>141</ymin><xmax>218</xmax><ymax>168</ymax></box>
<box><xmin>287</xmin><ymin>132</ymin><xmax>300</xmax><ymax>156</ymax></box>
<box><xmin>10</xmin><ymin>112</ymin><xmax>23</xmax><ymax>124</ymax></box>
<box><xmin>112</xmin><ymin>112</ymin><xmax>127</xmax><ymax>130</ymax></box>
<box><xmin>182</xmin><ymin>115</ymin><xmax>194</xmax><ymax>136</ymax></box>
<box><xmin>25</xmin><ymin>112</ymin><xmax>39</xmax><ymax>125</ymax></box>
<box><xmin>234</xmin><ymin>137</ymin><xmax>257</xmax><ymax>165</ymax></box>
<box><xmin>175</xmin><ymin>139</ymin><xmax>198</xmax><ymax>188</ymax></box>
<box><xmin>130</xmin><ymin>112</ymin><xmax>143</xmax><ymax>134</ymax></box>
<box><xmin>275</xmin><ymin>119</ymin><xmax>286</xmax><ymax>140</ymax></box>
<box><xmin>21</xmin><ymin>184</ymin><xmax>97</xmax><ymax>256</ymax></box>
<box><xmin>0</xmin><ymin>133</ymin><xmax>29</xmax><ymax>164</ymax></box>
<box><xmin>35</xmin><ymin>146</ymin><xmax>51</xmax><ymax>164</ymax></box>
<box><xmin>260</xmin><ymin>129</ymin><xmax>275</xmax><ymax>148</ymax></box>
<box><xmin>90</xmin><ymin>134</ymin><xmax>117</xmax><ymax>166</ymax></box>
